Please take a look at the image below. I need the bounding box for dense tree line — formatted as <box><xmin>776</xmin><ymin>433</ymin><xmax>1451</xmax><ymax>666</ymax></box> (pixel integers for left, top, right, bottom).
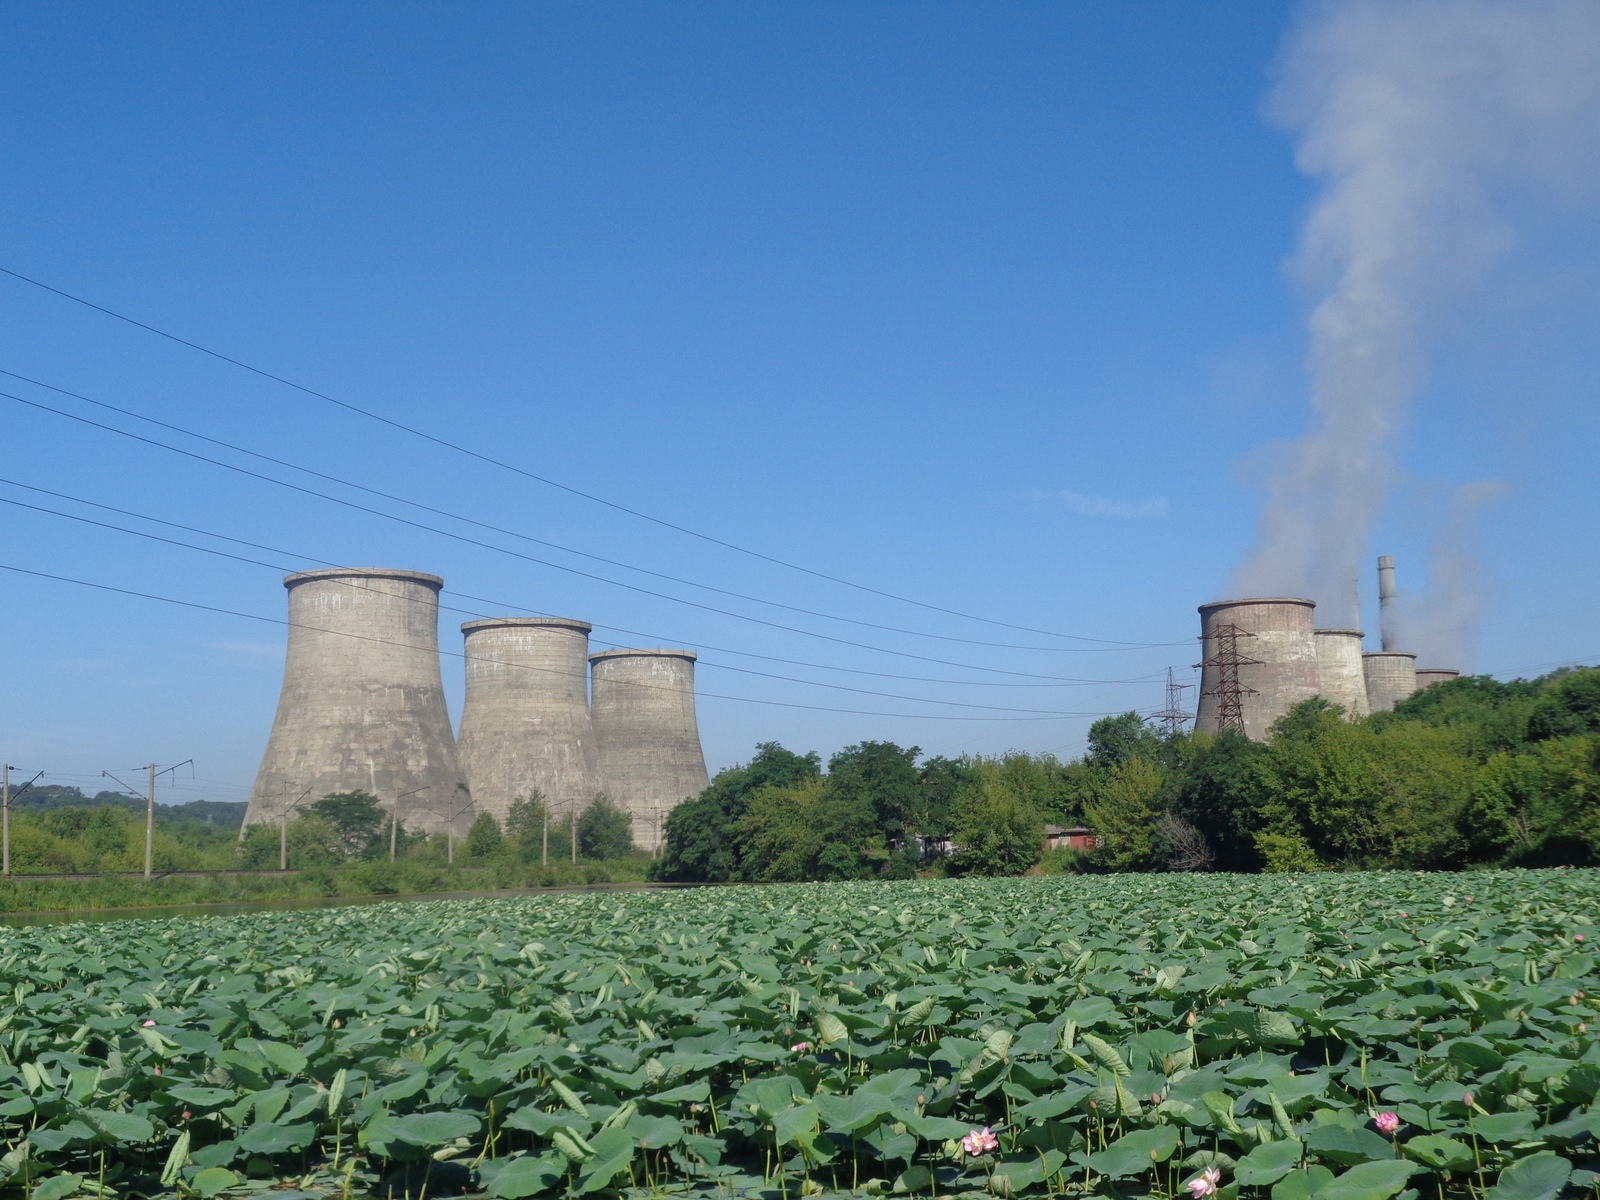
<box><xmin>652</xmin><ymin>666</ymin><xmax>1600</xmax><ymax>880</ymax></box>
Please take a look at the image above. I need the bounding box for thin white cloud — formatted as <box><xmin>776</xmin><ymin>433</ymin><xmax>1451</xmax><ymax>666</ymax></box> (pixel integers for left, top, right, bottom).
<box><xmin>1033</xmin><ymin>490</ymin><xmax>1170</xmax><ymax>520</ymax></box>
<box><xmin>207</xmin><ymin>641</ymin><xmax>285</xmax><ymax>661</ymax></box>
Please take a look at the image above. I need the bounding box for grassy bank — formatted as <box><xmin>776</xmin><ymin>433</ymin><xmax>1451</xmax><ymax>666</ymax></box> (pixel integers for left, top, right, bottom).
<box><xmin>0</xmin><ymin>852</ymin><xmax>655</xmax><ymax>915</ymax></box>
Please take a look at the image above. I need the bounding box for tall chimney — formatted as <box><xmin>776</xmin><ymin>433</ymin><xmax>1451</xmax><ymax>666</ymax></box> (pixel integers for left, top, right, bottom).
<box><xmin>1377</xmin><ymin>555</ymin><xmax>1398</xmax><ymax>652</ymax></box>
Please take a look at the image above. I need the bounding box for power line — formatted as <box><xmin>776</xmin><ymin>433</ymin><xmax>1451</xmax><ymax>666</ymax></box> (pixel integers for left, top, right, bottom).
<box><xmin>0</xmin><ymin>492</ymin><xmax>1090</xmax><ymax>714</ymax></box>
<box><xmin>0</xmin><ymin>368</ymin><xmax>1180</xmax><ymax>654</ymax></box>
<box><xmin>0</xmin><ymin>265</ymin><xmax>1164</xmax><ymax>646</ymax></box>
<box><xmin>0</xmin><ymin>561</ymin><xmax>1122</xmax><ymax>723</ymax></box>
<box><xmin>2</xmin><ymin>388</ymin><xmax>1188</xmax><ymax>679</ymax></box>
<box><xmin>0</xmin><ymin>474</ymin><xmax>1159</xmax><ymax>689</ymax></box>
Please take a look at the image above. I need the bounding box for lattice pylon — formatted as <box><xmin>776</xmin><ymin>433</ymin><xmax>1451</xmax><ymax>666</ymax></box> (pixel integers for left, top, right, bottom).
<box><xmin>1197</xmin><ymin>623</ymin><xmax>1259</xmax><ymax>735</ymax></box>
<box><xmin>1149</xmin><ymin>666</ymin><xmax>1194</xmax><ymax>737</ymax></box>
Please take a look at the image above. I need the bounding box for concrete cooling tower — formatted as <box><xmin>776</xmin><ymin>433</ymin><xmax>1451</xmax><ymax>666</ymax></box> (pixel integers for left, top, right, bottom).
<box><xmin>1313</xmin><ymin>629</ymin><xmax>1371</xmax><ymax>719</ymax></box>
<box><xmin>1195</xmin><ymin>598</ymin><xmax>1320</xmax><ymax>740</ymax></box>
<box><xmin>244</xmin><ymin>568</ymin><xmax>471</xmax><ymax>836</ymax></box>
<box><xmin>1415</xmin><ymin>668</ymin><xmax>1461</xmax><ymax>691</ymax></box>
<box><xmin>457</xmin><ymin>617</ymin><xmax>600</xmax><ymax>824</ymax></box>
<box><xmin>589</xmin><ymin>648</ymin><xmax>709</xmax><ymax>852</ymax></box>
<box><xmin>1364</xmin><ymin>651</ymin><xmax>1418</xmax><ymax>713</ymax></box>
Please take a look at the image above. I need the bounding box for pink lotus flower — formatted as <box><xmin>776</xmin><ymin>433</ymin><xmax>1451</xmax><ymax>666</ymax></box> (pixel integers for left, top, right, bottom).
<box><xmin>1576</xmin><ymin>934</ymin><xmax>1585</xmax><ymax>943</ymax></box>
<box><xmin>790</xmin><ymin>1042</ymin><xmax>811</xmax><ymax>1053</ymax></box>
<box><xmin>961</xmin><ymin>1127</ymin><xmax>999</xmax><ymax>1157</ymax></box>
<box><xmin>142</xmin><ymin>1020</ymin><xmax>156</xmax><ymax>1027</ymax></box>
<box><xmin>1188</xmin><ymin>1167</ymin><xmax>1222</xmax><ymax>1198</ymax></box>
<box><xmin>1374</xmin><ymin>1112</ymin><xmax>1400</xmax><ymax>1135</ymax></box>
<box><xmin>182</xmin><ymin>1110</ymin><xmax>191</xmax><ymax>1120</ymax></box>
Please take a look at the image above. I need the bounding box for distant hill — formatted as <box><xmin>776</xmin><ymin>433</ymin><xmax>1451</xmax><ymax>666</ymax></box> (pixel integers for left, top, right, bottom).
<box><xmin>10</xmin><ymin>785</ymin><xmax>248</xmax><ymax>831</ymax></box>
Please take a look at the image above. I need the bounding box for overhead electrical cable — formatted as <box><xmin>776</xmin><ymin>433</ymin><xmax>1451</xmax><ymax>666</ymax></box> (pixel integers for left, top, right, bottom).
<box><xmin>0</xmin><ymin>367</ymin><xmax>1182</xmax><ymax>654</ymax></box>
<box><xmin>0</xmin><ymin>561</ymin><xmax>1120</xmax><ymax>723</ymax></box>
<box><xmin>0</xmin><ymin>475</ymin><xmax>1161</xmax><ymax>690</ymax></box>
<box><xmin>2</xmin><ymin>388</ymin><xmax>1182</xmax><ymax>678</ymax></box>
<box><xmin>0</xmin><ymin>265</ymin><xmax>1164</xmax><ymax>646</ymax></box>
<box><xmin>0</xmin><ymin>494</ymin><xmax>1113</xmax><ymax>715</ymax></box>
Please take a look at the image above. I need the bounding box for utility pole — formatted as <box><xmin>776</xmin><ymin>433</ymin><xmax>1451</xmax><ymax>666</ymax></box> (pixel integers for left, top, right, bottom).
<box><xmin>541</xmin><ymin>802</ymin><xmax>548</xmax><ymax>866</ymax></box>
<box><xmin>416</xmin><ymin>790</ymin><xmax>467</xmax><ymax>864</ymax></box>
<box><xmin>102</xmin><ymin>760</ymin><xmax>191</xmax><ymax>881</ymax></box>
<box><xmin>571</xmin><ymin>798</ymin><xmax>579</xmax><ymax>864</ymax></box>
<box><xmin>1197</xmin><ymin>624</ymin><xmax>1259</xmax><ymax>736</ymax></box>
<box><xmin>1</xmin><ymin>765</ymin><xmax>43</xmax><ymax>877</ymax></box>
<box><xmin>145</xmin><ymin>763</ymin><xmax>156</xmax><ymax>882</ymax></box>
<box><xmin>277</xmin><ymin>784</ymin><xmax>312</xmax><ymax>870</ymax></box>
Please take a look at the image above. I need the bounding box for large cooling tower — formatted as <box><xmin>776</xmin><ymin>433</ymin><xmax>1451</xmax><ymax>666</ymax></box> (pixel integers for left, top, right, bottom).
<box><xmin>1314</xmin><ymin>629</ymin><xmax>1370</xmax><ymax>719</ymax></box>
<box><xmin>589</xmin><ymin>648</ymin><xmax>710</xmax><ymax>852</ymax></box>
<box><xmin>457</xmin><ymin>617</ymin><xmax>600</xmax><ymax>824</ymax></box>
<box><xmin>1415</xmin><ymin>668</ymin><xmax>1461</xmax><ymax>691</ymax></box>
<box><xmin>1195</xmin><ymin>598</ymin><xmax>1320</xmax><ymax>740</ymax></box>
<box><xmin>244</xmin><ymin>568</ymin><xmax>471</xmax><ymax>836</ymax></box>
<box><xmin>1364</xmin><ymin>651</ymin><xmax>1418</xmax><ymax>713</ymax></box>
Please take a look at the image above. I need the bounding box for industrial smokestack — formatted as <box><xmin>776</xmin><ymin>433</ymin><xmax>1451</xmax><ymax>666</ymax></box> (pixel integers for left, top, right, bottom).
<box><xmin>1195</xmin><ymin>598</ymin><xmax>1320</xmax><ymax>740</ymax></box>
<box><xmin>1314</xmin><ymin>629</ymin><xmax>1370</xmax><ymax>720</ymax></box>
<box><xmin>1377</xmin><ymin>555</ymin><xmax>1398</xmax><ymax>651</ymax></box>
<box><xmin>457</xmin><ymin>617</ymin><xmax>600</xmax><ymax>826</ymax></box>
<box><xmin>1363</xmin><ymin>651</ymin><xmax>1418</xmax><ymax>713</ymax></box>
<box><xmin>589</xmin><ymin>648</ymin><xmax>710</xmax><ymax>853</ymax></box>
<box><xmin>245</xmin><ymin>569</ymin><xmax>472</xmax><ymax>836</ymax></box>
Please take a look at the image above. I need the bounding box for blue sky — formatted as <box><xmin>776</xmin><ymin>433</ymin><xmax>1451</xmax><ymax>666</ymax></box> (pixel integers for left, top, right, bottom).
<box><xmin>1</xmin><ymin>3</ymin><xmax>1595</xmax><ymax>805</ymax></box>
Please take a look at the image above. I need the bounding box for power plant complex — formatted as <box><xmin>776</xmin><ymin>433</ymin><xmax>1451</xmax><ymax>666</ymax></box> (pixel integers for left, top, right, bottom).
<box><xmin>239</xmin><ymin>552</ymin><xmax>1448</xmax><ymax>848</ymax></box>
<box><xmin>241</xmin><ymin>568</ymin><xmax>709</xmax><ymax>851</ymax></box>
<box><xmin>1195</xmin><ymin>555</ymin><xmax>1459</xmax><ymax>738</ymax></box>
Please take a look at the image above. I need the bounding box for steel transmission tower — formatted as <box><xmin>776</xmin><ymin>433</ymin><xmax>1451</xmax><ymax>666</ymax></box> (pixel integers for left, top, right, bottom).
<box><xmin>1197</xmin><ymin>623</ymin><xmax>1259</xmax><ymax>735</ymax></box>
<box><xmin>1150</xmin><ymin>667</ymin><xmax>1195</xmax><ymax>737</ymax></box>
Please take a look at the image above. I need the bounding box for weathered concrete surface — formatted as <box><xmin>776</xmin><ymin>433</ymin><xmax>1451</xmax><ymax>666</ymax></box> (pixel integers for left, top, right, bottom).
<box><xmin>1415</xmin><ymin>668</ymin><xmax>1461</xmax><ymax>691</ymax></box>
<box><xmin>1195</xmin><ymin>598</ymin><xmax>1320</xmax><ymax>740</ymax></box>
<box><xmin>244</xmin><ymin>569</ymin><xmax>472</xmax><ymax>837</ymax></box>
<box><xmin>589</xmin><ymin>648</ymin><xmax>709</xmax><ymax>852</ymax></box>
<box><xmin>1364</xmin><ymin>651</ymin><xmax>1418</xmax><ymax>712</ymax></box>
<box><xmin>1314</xmin><ymin>629</ymin><xmax>1371</xmax><ymax>719</ymax></box>
<box><xmin>457</xmin><ymin>617</ymin><xmax>601</xmax><ymax>825</ymax></box>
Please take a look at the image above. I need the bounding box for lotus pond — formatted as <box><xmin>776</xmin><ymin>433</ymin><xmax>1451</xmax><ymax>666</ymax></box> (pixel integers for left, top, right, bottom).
<box><xmin>0</xmin><ymin>872</ymin><xmax>1597</xmax><ymax>1200</ymax></box>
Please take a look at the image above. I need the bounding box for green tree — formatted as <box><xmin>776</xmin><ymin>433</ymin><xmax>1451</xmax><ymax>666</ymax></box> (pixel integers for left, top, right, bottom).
<box><xmin>465</xmin><ymin>812</ymin><xmax>503</xmax><ymax>859</ymax></box>
<box><xmin>826</xmin><ymin>741</ymin><xmax>922</xmax><ymax>848</ymax></box>
<box><xmin>310</xmin><ymin>791</ymin><xmax>387</xmax><ymax>859</ymax></box>
<box><xmin>505</xmin><ymin>792</ymin><xmax>549</xmax><ymax>861</ymax></box>
<box><xmin>578</xmin><ymin>796</ymin><xmax>634</xmax><ymax>859</ymax></box>
<box><xmin>1086</xmin><ymin>712</ymin><xmax>1161</xmax><ymax>768</ymax></box>
<box><xmin>1168</xmin><ymin>731</ymin><xmax>1268</xmax><ymax>871</ymax></box>
<box><xmin>1083</xmin><ymin>757</ymin><xmax>1166</xmax><ymax>872</ymax></box>
<box><xmin>651</xmin><ymin>743</ymin><xmax>821</xmax><ymax>882</ymax></box>
<box><xmin>727</xmin><ymin>777</ymin><xmax>887</xmax><ymax>882</ymax></box>
<box><xmin>917</xmin><ymin>756</ymin><xmax>977</xmax><ymax>842</ymax></box>
<box><xmin>1527</xmin><ymin>668</ymin><xmax>1600</xmax><ymax>742</ymax></box>
<box><xmin>946</xmin><ymin>762</ymin><xmax>1045</xmax><ymax>876</ymax></box>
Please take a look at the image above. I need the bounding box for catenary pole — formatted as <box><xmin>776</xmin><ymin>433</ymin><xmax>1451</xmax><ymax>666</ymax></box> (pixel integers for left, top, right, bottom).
<box><xmin>144</xmin><ymin>763</ymin><xmax>156</xmax><ymax>881</ymax></box>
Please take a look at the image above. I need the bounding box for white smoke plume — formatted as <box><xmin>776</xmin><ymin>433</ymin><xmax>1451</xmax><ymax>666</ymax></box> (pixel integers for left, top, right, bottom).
<box><xmin>1389</xmin><ymin>481</ymin><xmax>1506</xmax><ymax>670</ymax></box>
<box><xmin>1231</xmin><ymin>0</ymin><xmax>1600</xmax><ymax>630</ymax></box>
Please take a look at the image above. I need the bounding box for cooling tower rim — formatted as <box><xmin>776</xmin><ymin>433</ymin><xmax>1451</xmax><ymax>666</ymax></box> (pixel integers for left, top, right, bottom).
<box><xmin>1198</xmin><ymin>597</ymin><xmax>1316</xmax><ymax>614</ymax></box>
<box><xmin>1362</xmin><ymin>650</ymin><xmax>1417</xmax><ymax>661</ymax></box>
<box><xmin>284</xmin><ymin>567</ymin><xmax>443</xmax><ymax>590</ymax></box>
<box><xmin>461</xmin><ymin>617</ymin><xmax>593</xmax><ymax>635</ymax></box>
<box><xmin>589</xmin><ymin>647</ymin><xmax>698</xmax><ymax>664</ymax></box>
<box><xmin>1314</xmin><ymin>628</ymin><xmax>1366</xmax><ymax>638</ymax></box>
<box><xmin>1416</xmin><ymin>667</ymin><xmax>1461</xmax><ymax>677</ymax></box>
